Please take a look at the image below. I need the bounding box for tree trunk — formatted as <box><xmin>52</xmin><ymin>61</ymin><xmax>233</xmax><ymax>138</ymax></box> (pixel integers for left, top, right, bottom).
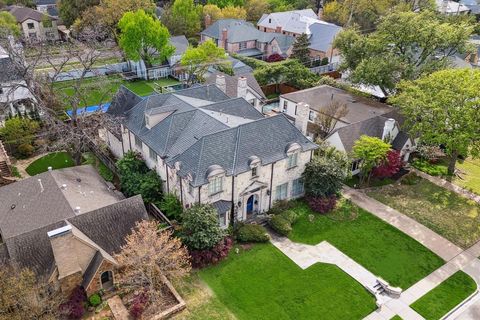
<box><xmin>447</xmin><ymin>150</ymin><xmax>458</xmax><ymax>176</ymax></box>
<box><xmin>73</xmin><ymin>150</ymin><xmax>82</xmax><ymax>166</ymax></box>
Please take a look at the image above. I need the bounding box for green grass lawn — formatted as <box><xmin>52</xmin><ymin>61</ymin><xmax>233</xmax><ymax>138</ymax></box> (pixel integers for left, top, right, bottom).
<box><xmin>454</xmin><ymin>158</ymin><xmax>480</xmax><ymax>195</ymax></box>
<box><xmin>367</xmin><ymin>176</ymin><xmax>480</xmax><ymax>248</ymax></box>
<box><xmin>200</xmin><ymin>243</ymin><xmax>377</xmax><ymax>320</ymax></box>
<box><xmin>411</xmin><ymin>271</ymin><xmax>477</xmax><ymax>320</ymax></box>
<box><xmin>53</xmin><ymin>76</ymin><xmax>180</xmax><ymax>109</ymax></box>
<box><xmin>26</xmin><ymin>152</ymin><xmax>75</xmax><ymax>175</ymax></box>
<box><xmin>345</xmin><ymin>175</ymin><xmax>395</xmax><ymax>188</ymax></box>
<box><xmin>289</xmin><ymin>200</ymin><xmax>444</xmax><ymax>289</ymax></box>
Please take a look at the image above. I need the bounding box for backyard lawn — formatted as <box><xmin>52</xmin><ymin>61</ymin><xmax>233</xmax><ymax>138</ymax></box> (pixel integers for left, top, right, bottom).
<box><xmin>410</xmin><ymin>271</ymin><xmax>477</xmax><ymax>320</ymax></box>
<box><xmin>288</xmin><ymin>200</ymin><xmax>444</xmax><ymax>289</ymax></box>
<box><xmin>53</xmin><ymin>76</ymin><xmax>180</xmax><ymax>109</ymax></box>
<box><xmin>367</xmin><ymin>176</ymin><xmax>480</xmax><ymax>248</ymax></box>
<box><xmin>25</xmin><ymin>152</ymin><xmax>74</xmax><ymax>175</ymax></box>
<box><xmin>200</xmin><ymin>243</ymin><xmax>377</xmax><ymax>320</ymax></box>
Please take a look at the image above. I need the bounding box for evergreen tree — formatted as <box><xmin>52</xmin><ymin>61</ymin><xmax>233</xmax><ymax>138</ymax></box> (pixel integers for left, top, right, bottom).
<box><xmin>291</xmin><ymin>33</ymin><xmax>311</xmax><ymax>65</ymax></box>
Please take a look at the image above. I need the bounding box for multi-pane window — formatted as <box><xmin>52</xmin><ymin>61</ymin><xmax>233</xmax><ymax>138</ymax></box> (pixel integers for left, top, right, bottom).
<box><xmin>287</xmin><ymin>152</ymin><xmax>298</xmax><ymax>169</ymax></box>
<box><xmin>251</xmin><ymin>167</ymin><xmax>258</xmax><ymax>178</ymax></box>
<box><xmin>149</xmin><ymin>146</ymin><xmax>157</xmax><ymax>162</ymax></box>
<box><xmin>283</xmin><ymin>101</ymin><xmax>288</xmax><ymax>112</ymax></box>
<box><xmin>134</xmin><ymin>135</ymin><xmax>142</xmax><ymax>149</ymax></box>
<box><xmin>292</xmin><ymin>178</ymin><xmax>304</xmax><ymax>196</ymax></box>
<box><xmin>275</xmin><ymin>183</ymin><xmax>288</xmax><ymax>201</ymax></box>
<box><xmin>209</xmin><ymin>176</ymin><xmax>223</xmax><ymax>195</ymax></box>
<box><xmin>239</xmin><ymin>42</ymin><xmax>247</xmax><ymax>50</ymax></box>
<box><xmin>27</xmin><ymin>23</ymin><xmax>34</xmax><ymax>29</ymax></box>
<box><xmin>219</xmin><ymin>211</ymin><xmax>227</xmax><ymax>227</ymax></box>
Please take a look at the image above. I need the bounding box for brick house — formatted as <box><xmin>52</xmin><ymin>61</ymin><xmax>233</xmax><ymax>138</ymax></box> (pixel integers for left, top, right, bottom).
<box><xmin>200</xmin><ymin>19</ymin><xmax>295</xmax><ymax>58</ymax></box>
<box><xmin>0</xmin><ymin>165</ymin><xmax>148</xmax><ymax>296</ymax></box>
<box><xmin>104</xmin><ymin>84</ymin><xmax>317</xmax><ymax>227</ymax></box>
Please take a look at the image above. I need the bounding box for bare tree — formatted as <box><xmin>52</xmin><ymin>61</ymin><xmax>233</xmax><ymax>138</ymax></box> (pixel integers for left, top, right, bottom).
<box><xmin>0</xmin><ymin>264</ymin><xmax>66</xmax><ymax>320</ymax></box>
<box><xmin>114</xmin><ymin>220</ymin><xmax>191</xmax><ymax>312</ymax></box>
<box><xmin>314</xmin><ymin>100</ymin><xmax>349</xmax><ymax>138</ymax></box>
<box><xmin>1</xmin><ymin>29</ymin><xmax>123</xmax><ymax>164</ymax></box>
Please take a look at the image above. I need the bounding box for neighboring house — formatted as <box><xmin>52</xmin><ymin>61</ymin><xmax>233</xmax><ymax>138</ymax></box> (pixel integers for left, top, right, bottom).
<box><xmin>5</xmin><ymin>5</ymin><xmax>60</xmax><ymax>41</ymax></box>
<box><xmin>201</xmin><ymin>19</ymin><xmax>295</xmax><ymax>58</ymax></box>
<box><xmin>0</xmin><ymin>165</ymin><xmax>148</xmax><ymax>296</ymax></box>
<box><xmin>257</xmin><ymin>9</ymin><xmax>342</xmax><ymax>62</ymax></box>
<box><xmin>460</xmin><ymin>0</ymin><xmax>480</xmax><ymax>15</ymax></box>
<box><xmin>257</xmin><ymin>9</ymin><xmax>320</xmax><ymax>37</ymax></box>
<box><xmin>279</xmin><ymin>85</ymin><xmax>414</xmax><ymax>173</ymax></box>
<box><xmin>128</xmin><ymin>35</ymin><xmax>189</xmax><ymax>80</ymax></box>
<box><xmin>0</xmin><ymin>45</ymin><xmax>36</xmax><ymax>125</ymax></box>
<box><xmin>436</xmin><ymin>0</ymin><xmax>470</xmax><ymax>14</ymax></box>
<box><xmin>104</xmin><ymin>84</ymin><xmax>317</xmax><ymax>226</ymax></box>
<box><xmin>205</xmin><ymin>72</ymin><xmax>266</xmax><ymax>110</ymax></box>
<box><xmin>227</xmin><ymin>56</ymin><xmax>254</xmax><ymax>75</ymax></box>
<box><xmin>35</xmin><ymin>0</ymin><xmax>58</xmax><ymax>17</ymax></box>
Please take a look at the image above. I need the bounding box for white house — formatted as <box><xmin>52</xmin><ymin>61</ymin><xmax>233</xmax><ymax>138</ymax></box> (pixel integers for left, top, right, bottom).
<box><xmin>279</xmin><ymin>85</ymin><xmax>414</xmax><ymax>173</ymax></box>
<box><xmin>6</xmin><ymin>5</ymin><xmax>60</xmax><ymax>42</ymax></box>
<box><xmin>104</xmin><ymin>84</ymin><xmax>317</xmax><ymax>226</ymax></box>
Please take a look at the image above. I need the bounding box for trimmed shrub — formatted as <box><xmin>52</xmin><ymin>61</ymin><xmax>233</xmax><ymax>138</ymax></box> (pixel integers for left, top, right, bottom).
<box><xmin>306</xmin><ymin>195</ymin><xmax>337</xmax><ymax>214</ymax></box>
<box><xmin>280</xmin><ymin>210</ymin><xmax>298</xmax><ymax>224</ymax></box>
<box><xmin>236</xmin><ymin>224</ymin><xmax>269</xmax><ymax>243</ymax></box>
<box><xmin>88</xmin><ymin>293</ymin><xmax>102</xmax><ymax>307</ymax></box>
<box><xmin>189</xmin><ymin>237</ymin><xmax>233</xmax><ymax>268</ymax></box>
<box><xmin>269</xmin><ymin>215</ymin><xmax>292</xmax><ymax>236</ymax></box>
<box><xmin>267</xmin><ymin>200</ymin><xmax>294</xmax><ymax>215</ymax></box>
<box><xmin>17</xmin><ymin>143</ymin><xmax>35</xmax><ymax>158</ymax></box>
<box><xmin>181</xmin><ymin>203</ymin><xmax>225</xmax><ymax>250</ymax></box>
<box><xmin>266</xmin><ymin>53</ymin><xmax>284</xmax><ymax>62</ymax></box>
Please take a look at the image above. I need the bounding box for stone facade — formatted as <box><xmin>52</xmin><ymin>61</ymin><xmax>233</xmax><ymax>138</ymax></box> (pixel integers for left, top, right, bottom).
<box><xmin>85</xmin><ymin>260</ymin><xmax>116</xmax><ymax>296</ymax></box>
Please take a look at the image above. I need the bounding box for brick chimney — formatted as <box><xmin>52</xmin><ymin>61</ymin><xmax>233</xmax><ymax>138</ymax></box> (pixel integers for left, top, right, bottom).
<box><xmin>216</xmin><ymin>74</ymin><xmax>226</xmax><ymax>93</ymax></box>
<box><xmin>275</xmin><ymin>26</ymin><xmax>282</xmax><ymax>33</ymax></box>
<box><xmin>204</xmin><ymin>14</ymin><xmax>212</xmax><ymax>28</ymax></box>
<box><xmin>221</xmin><ymin>28</ymin><xmax>228</xmax><ymax>49</ymax></box>
<box><xmin>237</xmin><ymin>76</ymin><xmax>247</xmax><ymax>99</ymax></box>
<box><xmin>295</xmin><ymin>102</ymin><xmax>310</xmax><ymax>136</ymax></box>
<box><xmin>382</xmin><ymin>118</ymin><xmax>396</xmax><ymax>142</ymax></box>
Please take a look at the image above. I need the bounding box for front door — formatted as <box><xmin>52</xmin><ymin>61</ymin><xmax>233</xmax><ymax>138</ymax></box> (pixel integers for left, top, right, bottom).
<box><xmin>101</xmin><ymin>271</ymin><xmax>113</xmax><ymax>290</ymax></box>
<box><xmin>246</xmin><ymin>195</ymin><xmax>255</xmax><ymax>216</ymax></box>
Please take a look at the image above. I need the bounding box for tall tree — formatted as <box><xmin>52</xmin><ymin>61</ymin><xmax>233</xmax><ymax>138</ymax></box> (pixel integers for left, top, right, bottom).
<box><xmin>334</xmin><ymin>11</ymin><xmax>475</xmax><ymax>96</ymax></box>
<box><xmin>58</xmin><ymin>0</ymin><xmax>99</xmax><ymax>28</ymax></box>
<box><xmin>313</xmin><ymin>99</ymin><xmax>348</xmax><ymax>138</ymax></box>
<box><xmin>245</xmin><ymin>0</ymin><xmax>270</xmax><ymax>21</ymax></box>
<box><xmin>352</xmin><ymin>135</ymin><xmax>391</xmax><ymax>186</ymax></box>
<box><xmin>118</xmin><ymin>10</ymin><xmax>174</xmax><ymax>69</ymax></box>
<box><xmin>390</xmin><ymin>69</ymin><xmax>480</xmax><ymax>175</ymax></box>
<box><xmin>181</xmin><ymin>39</ymin><xmax>227</xmax><ymax>85</ymax></box>
<box><xmin>291</xmin><ymin>33</ymin><xmax>311</xmax><ymax>65</ymax></box>
<box><xmin>220</xmin><ymin>5</ymin><xmax>247</xmax><ymax>19</ymax></box>
<box><xmin>162</xmin><ymin>0</ymin><xmax>202</xmax><ymax>38</ymax></box>
<box><xmin>207</xmin><ymin>0</ymin><xmax>245</xmax><ymax>8</ymax></box>
<box><xmin>0</xmin><ymin>11</ymin><xmax>20</xmax><ymax>37</ymax></box>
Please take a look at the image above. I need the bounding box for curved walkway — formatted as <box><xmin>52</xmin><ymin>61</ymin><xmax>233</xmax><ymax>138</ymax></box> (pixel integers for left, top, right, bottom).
<box><xmin>343</xmin><ymin>187</ymin><xmax>480</xmax><ymax>320</ymax></box>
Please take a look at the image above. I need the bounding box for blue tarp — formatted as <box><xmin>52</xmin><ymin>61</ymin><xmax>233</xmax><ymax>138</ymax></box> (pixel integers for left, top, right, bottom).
<box><xmin>66</xmin><ymin>103</ymin><xmax>111</xmax><ymax>116</ymax></box>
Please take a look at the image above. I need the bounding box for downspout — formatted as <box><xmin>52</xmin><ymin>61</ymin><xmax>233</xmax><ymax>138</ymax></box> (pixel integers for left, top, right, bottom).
<box><xmin>179</xmin><ymin>178</ymin><xmax>184</xmax><ymax>206</ymax></box>
<box><xmin>128</xmin><ymin>130</ymin><xmax>132</xmax><ymax>151</ymax></box>
<box><xmin>230</xmin><ymin>175</ymin><xmax>235</xmax><ymax>228</ymax></box>
<box><xmin>165</xmin><ymin>162</ymin><xmax>170</xmax><ymax>192</ymax></box>
<box><xmin>268</xmin><ymin>162</ymin><xmax>276</xmax><ymax>210</ymax></box>
<box><xmin>198</xmin><ymin>186</ymin><xmax>201</xmax><ymax>204</ymax></box>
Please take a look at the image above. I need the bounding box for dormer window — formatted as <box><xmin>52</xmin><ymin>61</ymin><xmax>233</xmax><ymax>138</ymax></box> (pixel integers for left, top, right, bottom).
<box><xmin>251</xmin><ymin>167</ymin><xmax>257</xmax><ymax>178</ymax></box>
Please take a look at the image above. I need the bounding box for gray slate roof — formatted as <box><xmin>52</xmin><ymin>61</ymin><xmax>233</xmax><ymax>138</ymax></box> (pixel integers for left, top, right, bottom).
<box><xmin>7</xmin><ymin>5</ymin><xmax>56</xmax><ymax>22</ymax></box>
<box><xmin>107</xmin><ymin>85</ymin><xmax>144</xmax><ymax>117</ymax></box>
<box><xmin>170</xmin><ymin>35</ymin><xmax>189</xmax><ymax>56</ymax></box>
<box><xmin>205</xmin><ymin>71</ymin><xmax>267</xmax><ymax>99</ymax></box>
<box><xmin>201</xmin><ymin>98</ymin><xmax>264</xmax><ymax>120</ymax></box>
<box><xmin>228</xmin><ymin>56</ymin><xmax>253</xmax><ymax>75</ymax></box>
<box><xmin>212</xmin><ymin>200</ymin><xmax>232</xmax><ymax>215</ymax></box>
<box><xmin>308</xmin><ymin>22</ymin><xmax>342</xmax><ymax>53</ymax></box>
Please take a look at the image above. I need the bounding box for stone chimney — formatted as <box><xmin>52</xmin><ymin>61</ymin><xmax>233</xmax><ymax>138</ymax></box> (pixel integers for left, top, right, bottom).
<box><xmin>382</xmin><ymin>118</ymin><xmax>396</xmax><ymax>142</ymax></box>
<box><xmin>204</xmin><ymin>14</ymin><xmax>212</xmax><ymax>28</ymax></box>
<box><xmin>216</xmin><ymin>74</ymin><xmax>226</xmax><ymax>93</ymax></box>
<box><xmin>295</xmin><ymin>102</ymin><xmax>310</xmax><ymax>136</ymax></box>
<box><xmin>221</xmin><ymin>28</ymin><xmax>228</xmax><ymax>49</ymax></box>
<box><xmin>275</xmin><ymin>26</ymin><xmax>282</xmax><ymax>33</ymax></box>
<box><xmin>237</xmin><ymin>76</ymin><xmax>247</xmax><ymax>99</ymax></box>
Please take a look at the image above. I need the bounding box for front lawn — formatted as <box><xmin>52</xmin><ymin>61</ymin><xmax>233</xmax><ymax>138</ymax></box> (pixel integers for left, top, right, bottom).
<box><xmin>289</xmin><ymin>200</ymin><xmax>444</xmax><ymax>289</ymax></box>
<box><xmin>25</xmin><ymin>152</ymin><xmax>75</xmax><ymax>175</ymax></box>
<box><xmin>53</xmin><ymin>76</ymin><xmax>180</xmax><ymax>109</ymax></box>
<box><xmin>455</xmin><ymin>158</ymin><xmax>480</xmax><ymax>195</ymax></box>
<box><xmin>410</xmin><ymin>271</ymin><xmax>477</xmax><ymax>320</ymax></box>
<box><xmin>367</xmin><ymin>176</ymin><xmax>480</xmax><ymax>248</ymax></box>
<box><xmin>200</xmin><ymin>243</ymin><xmax>377</xmax><ymax>320</ymax></box>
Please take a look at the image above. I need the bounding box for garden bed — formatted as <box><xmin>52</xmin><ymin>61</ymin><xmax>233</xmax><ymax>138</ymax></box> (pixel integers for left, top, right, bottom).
<box><xmin>410</xmin><ymin>271</ymin><xmax>477</xmax><ymax>320</ymax></box>
<box><xmin>288</xmin><ymin>200</ymin><xmax>444</xmax><ymax>289</ymax></box>
<box><xmin>199</xmin><ymin>243</ymin><xmax>377</xmax><ymax>320</ymax></box>
<box><xmin>366</xmin><ymin>175</ymin><xmax>480</xmax><ymax>248</ymax></box>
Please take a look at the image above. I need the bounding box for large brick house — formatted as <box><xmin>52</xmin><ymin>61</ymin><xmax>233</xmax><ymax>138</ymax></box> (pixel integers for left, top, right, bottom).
<box><xmin>200</xmin><ymin>19</ymin><xmax>295</xmax><ymax>58</ymax></box>
<box><xmin>104</xmin><ymin>84</ymin><xmax>317</xmax><ymax>226</ymax></box>
<box><xmin>0</xmin><ymin>165</ymin><xmax>148</xmax><ymax>296</ymax></box>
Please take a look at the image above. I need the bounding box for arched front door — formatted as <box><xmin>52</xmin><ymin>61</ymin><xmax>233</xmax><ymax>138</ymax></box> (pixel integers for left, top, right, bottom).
<box><xmin>246</xmin><ymin>194</ymin><xmax>256</xmax><ymax>216</ymax></box>
<box><xmin>100</xmin><ymin>271</ymin><xmax>113</xmax><ymax>290</ymax></box>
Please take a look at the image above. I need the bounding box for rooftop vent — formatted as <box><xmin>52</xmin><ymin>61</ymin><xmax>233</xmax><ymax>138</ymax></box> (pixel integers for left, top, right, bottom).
<box><xmin>47</xmin><ymin>225</ymin><xmax>72</xmax><ymax>238</ymax></box>
<box><xmin>61</xmin><ymin>184</ymin><xmax>67</xmax><ymax>190</ymax></box>
<box><xmin>38</xmin><ymin>179</ymin><xmax>44</xmax><ymax>193</ymax></box>
<box><xmin>74</xmin><ymin>206</ymin><xmax>81</xmax><ymax>214</ymax></box>
<box><xmin>47</xmin><ymin>166</ymin><xmax>52</xmax><ymax>171</ymax></box>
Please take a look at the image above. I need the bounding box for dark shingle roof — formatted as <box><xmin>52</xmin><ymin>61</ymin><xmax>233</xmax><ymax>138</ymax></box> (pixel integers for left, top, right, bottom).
<box><xmin>7</xmin><ymin>5</ymin><xmax>57</xmax><ymax>22</ymax></box>
<box><xmin>332</xmin><ymin>116</ymin><xmax>387</xmax><ymax>153</ymax></box>
<box><xmin>171</xmin><ymin>114</ymin><xmax>317</xmax><ymax>186</ymax></box>
<box><xmin>392</xmin><ymin>131</ymin><xmax>410</xmax><ymax>150</ymax></box>
<box><xmin>205</xmin><ymin>71</ymin><xmax>267</xmax><ymax>99</ymax></box>
<box><xmin>81</xmin><ymin>251</ymin><xmax>103</xmax><ymax>288</ymax></box>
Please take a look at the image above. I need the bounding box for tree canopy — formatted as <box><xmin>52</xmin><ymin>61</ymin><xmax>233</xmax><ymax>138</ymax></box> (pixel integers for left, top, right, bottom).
<box><xmin>0</xmin><ymin>11</ymin><xmax>20</xmax><ymax>37</ymax></box>
<box><xmin>118</xmin><ymin>10</ymin><xmax>174</xmax><ymax>67</ymax></box>
<box><xmin>180</xmin><ymin>39</ymin><xmax>227</xmax><ymax>85</ymax></box>
<box><xmin>162</xmin><ymin>0</ymin><xmax>202</xmax><ymax>38</ymax></box>
<box><xmin>254</xmin><ymin>59</ymin><xmax>320</xmax><ymax>89</ymax></box>
<box><xmin>291</xmin><ymin>33</ymin><xmax>311</xmax><ymax>65</ymax></box>
<box><xmin>352</xmin><ymin>135</ymin><xmax>391</xmax><ymax>185</ymax></box>
<box><xmin>58</xmin><ymin>0</ymin><xmax>98</xmax><ymax>28</ymax></box>
<box><xmin>245</xmin><ymin>0</ymin><xmax>270</xmax><ymax>21</ymax></box>
<box><xmin>334</xmin><ymin>11</ymin><xmax>475</xmax><ymax>96</ymax></box>
<box><xmin>390</xmin><ymin>68</ymin><xmax>480</xmax><ymax>175</ymax></box>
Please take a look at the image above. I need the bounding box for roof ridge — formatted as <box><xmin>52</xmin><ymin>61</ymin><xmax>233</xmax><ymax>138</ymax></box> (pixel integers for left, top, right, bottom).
<box><xmin>194</xmin><ymin>138</ymin><xmax>206</xmax><ymax>185</ymax></box>
<box><xmin>231</xmin><ymin>125</ymin><xmax>242</xmax><ymax>176</ymax></box>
